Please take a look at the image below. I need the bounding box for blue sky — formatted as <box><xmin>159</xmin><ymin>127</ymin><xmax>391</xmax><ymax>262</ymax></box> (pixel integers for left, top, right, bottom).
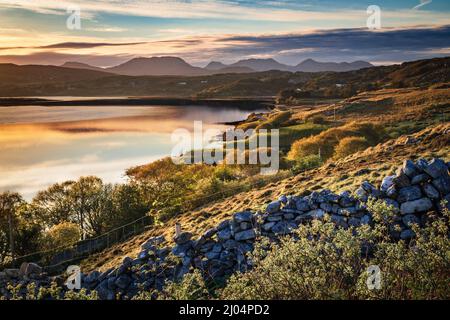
<box><xmin>0</xmin><ymin>0</ymin><xmax>449</xmax><ymax>66</ymax></box>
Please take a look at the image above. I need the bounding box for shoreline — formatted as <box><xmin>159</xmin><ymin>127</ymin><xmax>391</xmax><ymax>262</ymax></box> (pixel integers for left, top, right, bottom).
<box><xmin>0</xmin><ymin>97</ymin><xmax>275</xmax><ymax>109</ymax></box>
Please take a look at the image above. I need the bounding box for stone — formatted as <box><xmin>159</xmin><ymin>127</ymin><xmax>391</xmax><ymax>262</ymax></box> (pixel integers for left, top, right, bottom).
<box><xmin>400</xmin><ymin>198</ymin><xmax>433</xmax><ymax>215</ymax></box>
<box><xmin>397</xmin><ymin>186</ymin><xmax>422</xmax><ymax>203</ymax></box>
<box><xmin>355</xmin><ymin>187</ymin><xmax>368</xmax><ymax>202</ymax></box>
<box><xmin>216</xmin><ymin>219</ymin><xmax>230</xmax><ymax>230</ymax></box>
<box><xmin>337</xmin><ymin>207</ymin><xmax>357</xmax><ymax>216</ymax></box>
<box><xmin>400</xmin><ymin>229</ymin><xmax>416</xmax><ymax>240</ymax></box>
<box><xmin>393</xmin><ymin>171</ymin><xmax>411</xmax><ymax>188</ymax></box>
<box><xmin>411</xmin><ymin>173</ymin><xmax>430</xmax><ymax>185</ymax></box>
<box><xmin>217</xmin><ymin>228</ymin><xmax>232</xmax><ymax>241</ymax></box>
<box><xmin>382</xmin><ymin>198</ymin><xmax>400</xmax><ymax>213</ymax></box>
<box><xmin>432</xmin><ymin>176</ymin><xmax>450</xmax><ymax>195</ymax></box>
<box><xmin>266</xmin><ymin>214</ymin><xmax>283</xmax><ymax>222</ymax></box>
<box><xmin>19</xmin><ymin>262</ymin><xmax>42</xmax><ymax>277</ymax></box>
<box><xmin>402</xmin><ymin>160</ymin><xmax>419</xmax><ymax>178</ymax></box>
<box><xmin>223</xmin><ymin>239</ymin><xmax>238</xmax><ymax>250</ymax></box>
<box><xmin>205</xmin><ymin>251</ymin><xmax>220</xmax><ymax>260</ymax></box>
<box><xmin>361</xmin><ymin>214</ymin><xmax>372</xmax><ymax>225</ymax></box>
<box><xmin>233</xmin><ymin>211</ymin><xmax>253</xmax><ymax>223</ymax></box>
<box><xmin>381</xmin><ymin>175</ymin><xmax>395</xmax><ymax>192</ymax></box>
<box><xmin>84</xmin><ymin>270</ymin><xmax>100</xmax><ymax>284</ymax></box>
<box><xmin>141</xmin><ymin>235</ymin><xmax>165</xmax><ymax>250</ymax></box>
<box><xmin>422</xmin><ymin>184</ymin><xmax>440</xmax><ymax>199</ymax></box>
<box><xmin>278</xmin><ymin>195</ymin><xmax>288</xmax><ymax>204</ymax></box>
<box><xmin>348</xmin><ymin>217</ymin><xmax>361</xmax><ymax>227</ymax></box>
<box><xmin>240</xmin><ymin>222</ymin><xmax>252</xmax><ymax>230</ymax></box>
<box><xmin>283</xmin><ymin>213</ymin><xmax>295</xmax><ymax>220</ymax></box>
<box><xmin>262</xmin><ymin>222</ymin><xmax>276</xmax><ymax>231</ymax></box>
<box><xmin>271</xmin><ymin>221</ymin><xmax>296</xmax><ymax>235</ymax></box>
<box><xmin>202</xmin><ymin>228</ymin><xmax>217</xmax><ymax>239</ymax></box>
<box><xmin>339</xmin><ymin>194</ymin><xmax>354</xmax><ymax>207</ymax></box>
<box><xmin>305</xmin><ymin>209</ymin><xmax>326</xmax><ymax>219</ymax></box>
<box><xmin>330</xmin><ymin>215</ymin><xmax>348</xmax><ymax>228</ymax></box>
<box><xmin>424</xmin><ymin>158</ymin><xmax>448</xmax><ymax>179</ymax></box>
<box><xmin>4</xmin><ymin>269</ymin><xmax>19</xmax><ymax>278</ymax></box>
<box><xmin>172</xmin><ymin>241</ymin><xmax>194</xmax><ymax>257</ymax></box>
<box><xmin>115</xmin><ymin>274</ymin><xmax>132</xmax><ymax>290</ymax></box>
<box><xmin>415</xmin><ymin>158</ymin><xmax>428</xmax><ymax>171</ymax></box>
<box><xmin>174</xmin><ymin>232</ymin><xmax>192</xmax><ymax>245</ymax></box>
<box><xmin>234</xmin><ymin>229</ymin><xmax>256</xmax><ymax>241</ymax></box>
<box><xmin>295</xmin><ymin>199</ymin><xmax>310</xmax><ymax>211</ymax></box>
<box><xmin>319</xmin><ymin>202</ymin><xmax>332</xmax><ymax>212</ymax></box>
<box><xmin>386</xmin><ymin>185</ymin><xmax>397</xmax><ymax>198</ymax></box>
<box><xmin>402</xmin><ymin>214</ymin><xmax>420</xmax><ymax>228</ymax></box>
<box><xmin>266</xmin><ymin>200</ymin><xmax>281</xmax><ymax>214</ymax></box>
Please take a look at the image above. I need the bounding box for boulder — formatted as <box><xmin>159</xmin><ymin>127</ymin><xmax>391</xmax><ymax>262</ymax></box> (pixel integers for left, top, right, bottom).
<box><xmin>400</xmin><ymin>198</ymin><xmax>433</xmax><ymax>215</ymax></box>
<box><xmin>432</xmin><ymin>176</ymin><xmax>450</xmax><ymax>195</ymax></box>
<box><xmin>233</xmin><ymin>211</ymin><xmax>253</xmax><ymax>223</ymax></box>
<box><xmin>18</xmin><ymin>262</ymin><xmax>42</xmax><ymax>277</ymax></box>
<box><xmin>141</xmin><ymin>235</ymin><xmax>165</xmax><ymax>250</ymax></box>
<box><xmin>217</xmin><ymin>228</ymin><xmax>232</xmax><ymax>241</ymax></box>
<box><xmin>422</xmin><ymin>184</ymin><xmax>440</xmax><ymax>199</ymax></box>
<box><xmin>330</xmin><ymin>215</ymin><xmax>348</xmax><ymax>228</ymax></box>
<box><xmin>400</xmin><ymin>229</ymin><xmax>416</xmax><ymax>240</ymax></box>
<box><xmin>381</xmin><ymin>175</ymin><xmax>395</xmax><ymax>192</ymax></box>
<box><xmin>402</xmin><ymin>160</ymin><xmax>419</xmax><ymax>178</ymax></box>
<box><xmin>115</xmin><ymin>274</ymin><xmax>132</xmax><ymax>290</ymax></box>
<box><xmin>271</xmin><ymin>221</ymin><xmax>296</xmax><ymax>235</ymax></box>
<box><xmin>234</xmin><ymin>229</ymin><xmax>256</xmax><ymax>241</ymax></box>
<box><xmin>295</xmin><ymin>199</ymin><xmax>310</xmax><ymax>211</ymax></box>
<box><xmin>393</xmin><ymin>171</ymin><xmax>411</xmax><ymax>188</ymax></box>
<box><xmin>411</xmin><ymin>173</ymin><xmax>430</xmax><ymax>185</ymax></box>
<box><xmin>305</xmin><ymin>209</ymin><xmax>326</xmax><ymax>219</ymax></box>
<box><xmin>423</xmin><ymin>158</ymin><xmax>448</xmax><ymax>179</ymax></box>
<box><xmin>174</xmin><ymin>232</ymin><xmax>192</xmax><ymax>245</ymax></box>
<box><xmin>262</xmin><ymin>222</ymin><xmax>276</xmax><ymax>231</ymax></box>
<box><xmin>402</xmin><ymin>214</ymin><xmax>420</xmax><ymax>228</ymax></box>
<box><xmin>397</xmin><ymin>186</ymin><xmax>422</xmax><ymax>203</ymax></box>
<box><xmin>266</xmin><ymin>200</ymin><xmax>281</xmax><ymax>214</ymax></box>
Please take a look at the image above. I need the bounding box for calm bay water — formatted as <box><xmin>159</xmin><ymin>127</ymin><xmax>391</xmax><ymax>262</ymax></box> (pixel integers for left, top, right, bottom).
<box><xmin>0</xmin><ymin>105</ymin><xmax>264</xmax><ymax>199</ymax></box>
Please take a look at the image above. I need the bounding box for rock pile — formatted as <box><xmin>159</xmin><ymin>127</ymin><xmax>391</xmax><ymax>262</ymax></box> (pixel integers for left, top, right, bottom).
<box><xmin>1</xmin><ymin>158</ymin><xmax>449</xmax><ymax>300</ymax></box>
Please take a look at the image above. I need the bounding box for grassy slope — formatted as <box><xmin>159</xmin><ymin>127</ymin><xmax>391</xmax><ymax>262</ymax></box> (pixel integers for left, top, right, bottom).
<box><xmin>80</xmin><ymin>87</ymin><xmax>450</xmax><ymax>273</ymax></box>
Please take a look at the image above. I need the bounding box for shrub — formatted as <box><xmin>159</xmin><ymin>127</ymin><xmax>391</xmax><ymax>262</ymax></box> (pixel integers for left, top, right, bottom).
<box><xmin>291</xmin><ymin>154</ymin><xmax>323</xmax><ymax>173</ymax></box>
<box><xmin>334</xmin><ymin>136</ymin><xmax>369</xmax><ymax>159</ymax></box>
<box><xmin>288</xmin><ymin>122</ymin><xmax>384</xmax><ymax>162</ymax></box>
<box><xmin>41</xmin><ymin>222</ymin><xmax>80</xmax><ymax>251</ymax></box>
<box><xmin>309</xmin><ymin>115</ymin><xmax>327</xmax><ymax>125</ymax></box>
<box><xmin>220</xmin><ymin>201</ymin><xmax>450</xmax><ymax>300</ymax></box>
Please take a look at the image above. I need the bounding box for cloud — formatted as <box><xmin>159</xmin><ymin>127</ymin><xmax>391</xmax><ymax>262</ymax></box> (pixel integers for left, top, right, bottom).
<box><xmin>213</xmin><ymin>25</ymin><xmax>450</xmax><ymax>64</ymax></box>
<box><xmin>0</xmin><ymin>41</ymin><xmax>147</xmax><ymax>51</ymax></box>
<box><xmin>1</xmin><ymin>25</ymin><xmax>449</xmax><ymax>66</ymax></box>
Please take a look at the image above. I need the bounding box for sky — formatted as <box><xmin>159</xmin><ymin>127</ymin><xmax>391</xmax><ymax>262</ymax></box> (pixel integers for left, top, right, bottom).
<box><xmin>0</xmin><ymin>0</ymin><xmax>449</xmax><ymax>67</ymax></box>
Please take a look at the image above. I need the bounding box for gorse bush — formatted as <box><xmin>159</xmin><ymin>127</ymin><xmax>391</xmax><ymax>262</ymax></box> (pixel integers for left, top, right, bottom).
<box><xmin>288</xmin><ymin>122</ymin><xmax>384</xmax><ymax>161</ymax></box>
<box><xmin>334</xmin><ymin>136</ymin><xmax>369</xmax><ymax>159</ymax></box>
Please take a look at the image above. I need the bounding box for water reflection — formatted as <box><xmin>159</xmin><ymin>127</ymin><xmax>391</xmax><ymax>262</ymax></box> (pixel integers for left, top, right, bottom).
<box><xmin>0</xmin><ymin>105</ymin><xmax>263</xmax><ymax>199</ymax></box>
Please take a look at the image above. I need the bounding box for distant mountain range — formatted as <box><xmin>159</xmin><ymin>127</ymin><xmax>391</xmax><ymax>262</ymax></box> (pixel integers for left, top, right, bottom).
<box><xmin>60</xmin><ymin>56</ymin><xmax>373</xmax><ymax>76</ymax></box>
<box><xmin>1</xmin><ymin>56</ymin><xmax>447</xmax><ymax>98</ymax></box>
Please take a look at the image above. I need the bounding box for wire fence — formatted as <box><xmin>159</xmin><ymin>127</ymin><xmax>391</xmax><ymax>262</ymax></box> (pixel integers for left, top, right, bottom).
<box><xmin>5</xmin><ymin>170</ymin><xmax>293</xmax><ymax>273</ymax></box>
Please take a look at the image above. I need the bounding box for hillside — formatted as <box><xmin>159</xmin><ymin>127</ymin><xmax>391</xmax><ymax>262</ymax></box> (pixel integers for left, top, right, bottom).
<box><xmin>78</xmin><ymin>87</ymin><xmax>449</xmax><ymax>273</ymax></box>
<box><xmin>0</xmin><ymin>57</ymin><xmax>448</xmax><ymax>97</ymax></box>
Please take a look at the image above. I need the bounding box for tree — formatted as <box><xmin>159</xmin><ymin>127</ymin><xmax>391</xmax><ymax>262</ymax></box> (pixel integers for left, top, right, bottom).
<box><xmin>69</xmin><ymin>176</ymin><xmax>112</xmax><ymax>238</ymax></box>
<box><xmin>31</xmin><ymin>181</ymin><xmax>75</xmax><ymax>228</ymax></box>
<box><xmin>41</xmin><ymin>222</ymin><xmax>80</xmax><ymax>251</ymax></box>
<box><xmin>0</xmin><ymin>192</ymin><xmax>24</xmax><ymax>264</ymax></box>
